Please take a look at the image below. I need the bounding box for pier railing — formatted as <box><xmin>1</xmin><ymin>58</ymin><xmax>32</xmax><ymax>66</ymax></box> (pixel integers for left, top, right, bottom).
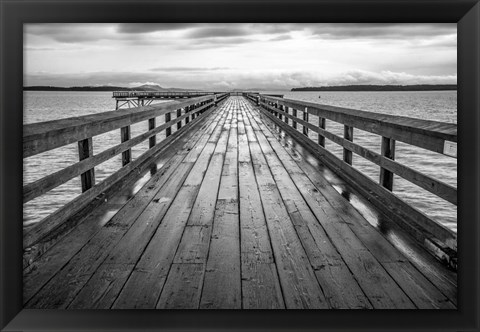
<box><xmin>23</xmin><ymin>93</ymin><xmax>228</xmax><ymax>251</ymax></box>
<box><xmin>246</xmin><ymin>93</ymin><xmax>457</xmax><ymax>266</ymax></box>
<box><xmin>112</xmin><ymin>91</ymin><xmax>217</xmax><ymax>98</ymax></box>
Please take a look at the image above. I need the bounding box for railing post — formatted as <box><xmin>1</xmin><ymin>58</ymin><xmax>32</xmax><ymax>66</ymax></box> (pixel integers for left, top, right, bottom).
<box><xmin>78</xmin><ymin>138</ymin><xmax>95</xmax><ymax>192</ymax></box>
<box><xmin>148</xmin><ymin>118</ymin><xmax>156</xmax><ymax>148</ymax></box>
<box><xmin>214</xmin><ymin>95</ymin><xmax>218</xmax><ymax>106</ymax></box>
<box><xmin>121</xmin><ymin>126</ymin><xmax>131</xmax><ymax>166</ymax></box>
<box><xmin>165</xmin><ymin>112</ymin><xmax>172</xmax><ymax>137</ymax></box>
<box><xmin>185</xmin><ymin>106</ymin><xmax>190</xmax><ymax>124</ymax></box>
<box><xmin>343</xmin><ymin>125</ymin><xmax>353</xmax><ymax>165</ymax></box>
<box><xmin>380</xmin><ymin>137</ymin><xmax>396</xmax><ymax>191</ymax></box>
<box><xmin>177</xmin><ymin>108</ymin><xmax>182</xmax><ymax>130</ymax></box>
<box><xmin>284</xmin><ymin>105</ymin><xmax>289</xmax><ymax>124</ymax></box>
<box><xmin>318</xmin><ymin>117</ymin><xmax>326</xmax><ymax>147</ymax></box>
<box><xmin>292</xmin><ymin>108</ymin><xmax>298</xmax><ymax>129</ymax></box>
<box><xmin>277</xmin><ymin>103</ymin><xmax>283</xmax><ymax>121</ymax></box>
<box><xmin>256</xmin><ymin>96</ymin><xmax>260</xmax><ymax>105</ymax></box>
<box><xmin>303</xmin><ymin>107</ymin><xmax>309</xmax><ymax>136</ymax></box>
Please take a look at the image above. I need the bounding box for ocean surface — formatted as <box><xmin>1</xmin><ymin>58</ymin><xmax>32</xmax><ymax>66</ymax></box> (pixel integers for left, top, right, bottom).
<box><xmin>23</xmin><ymin>91</ymin><xmax>457</xmax><ymax>232</ymax></box>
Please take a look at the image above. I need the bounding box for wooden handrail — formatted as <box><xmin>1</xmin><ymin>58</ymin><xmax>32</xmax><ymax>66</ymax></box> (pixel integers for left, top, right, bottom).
<box><xmin>23</xmin><ymin>93</ymin><xmax>228</xmax><ymax>249</ymax></box>
<box><xmin>256</xmin><ymin>95</ymin><xmax>457</xmax><ymax>156</ymax></box>
<box><xmin>246</xmin><ymin>92</ymin><xmax>457</xmax><ymax>256</ymax></box>
<box><xmin>24</xmin><ymin>95</ymin><xmax>224</xmax><ymax>158</ymax></box>
<box><xmin>112</xmin><ymin>91</ymin><xmax>218</xmax><ymax>98</ymax></box>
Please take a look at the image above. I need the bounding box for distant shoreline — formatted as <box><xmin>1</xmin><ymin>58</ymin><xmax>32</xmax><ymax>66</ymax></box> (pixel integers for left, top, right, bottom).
<box><xmin>291</xmin><ymin>84</ymin><xmax>457</xmax><ymax>92</ymax></box>
<box><xmin>24</xmin><ymin>86</ymin><xmax>134</xmax><ymax>92</ymax></box>
<box><xmin>23</xmin><ymin>85</ymin><xmax>194</xmax><ymax>92</ymax></box>
<box><xmin>23</xmin><ymin>84</ymin><xmax>458</xmax><ymax>92</ymax></box>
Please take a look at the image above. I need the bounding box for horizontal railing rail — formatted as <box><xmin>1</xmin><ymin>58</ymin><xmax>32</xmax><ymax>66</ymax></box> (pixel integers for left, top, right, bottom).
<box><xmin>112</xmin><ymin>91</ymin><xmax>219</xmax><ymax>98</ymax></box>
<box><xmin>246</xmin><ymin>92</ymin><xmax>457</xmax><ymax>265</ymax></box>
<box><xmin>23</xmin><ymin>93</ymin><xmax>228</xmax><ymax>250</ymax></box>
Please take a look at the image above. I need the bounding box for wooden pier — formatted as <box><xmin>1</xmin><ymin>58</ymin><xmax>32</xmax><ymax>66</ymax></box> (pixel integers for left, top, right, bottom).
<box><xmin>23</xmin><ymin>93</ymin><xmax>457</xmax><ymax>309</ymax></box>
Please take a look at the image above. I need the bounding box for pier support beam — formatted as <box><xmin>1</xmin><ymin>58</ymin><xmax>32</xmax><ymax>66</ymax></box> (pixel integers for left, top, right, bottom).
<box><xmin>148</xmin><ymin>118</ymin><xmax>156</xmax><ymax>148</ymax></box>
<box><xmin>121</xmin><ymin>126</ymin><xmax>131</xmax><ymax>166</ymax></box>
<box><xmin>380</xmin><ymin>137</ymin><xmax>396</xmax><ymax>191</ymax></box>
<box><xmin>292</xmin><ymin>108</ymin><xmax>297</xmax><ymax>129</ymax></box>
<box><xmin>343</xmin><ymin>125</ymin><xmax>353</xmax><ymax>165</ymax></box>
<box><xmin>177</xmin><ymin>108</ymin><xmax>182</xmax><ymax>130</ymax></box>
<box><xmin>318</xmin><ymin>117</ymin><xmax>326</xmax><ymax>147</ymax></box>
<box><xmin>303</xmin><ymin>108</ymin><xmax>309</xmax><ymax>136</ymax></box>
<box><xmin>165</xmin><ymin>112</ymin><xmax>172</xmax><ymax>137</ymax></box>
<box><xmin>185</xmin><ymin>106</ymin><xmax>190</xmax><ymax>124</ymax></box>
<box><xmin>78</xmin><ymin>138</ymin><xmax>95</xmax><ymax>192</ymax></box>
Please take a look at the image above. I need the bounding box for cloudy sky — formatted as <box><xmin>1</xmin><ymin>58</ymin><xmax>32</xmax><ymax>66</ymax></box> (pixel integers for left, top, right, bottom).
<box><xmin>24</xmin><ymin>23</ymin><xmax>457</xmax><ymax>90</ymax></box>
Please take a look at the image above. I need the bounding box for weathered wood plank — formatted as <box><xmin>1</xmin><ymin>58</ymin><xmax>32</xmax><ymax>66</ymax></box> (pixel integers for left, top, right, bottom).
<box><xmin>315</xmin><ymin>265</ymin><xmax>372</xmax><ymax>309</ymax></box>
<box><xmin>252</xmin><ymin>105</ymin><xmax>458</xmax><ymax>308</ymax></box>
<box><xmin>242</xmin><ymin>262</ymin><xmax>285</xmax><ymax>309</ymax></box>
<box><xmin>244</xmin><ymin>108</ymin><xmax>372</xmax><ymax>309</ymax></box>
<box><xmin>23</xmin><ymin>106</ymin><xmax>218</xmax><ymax>250</ymax></box>
<box><xmin>259</xmin><ymin>101</ymin><xmax>457</xmax><ymax>205</ymax></box>
<box><xmin>26</xmin><ymin>158</ymin><xmax>197</xmax><ymax>309</ymax></box>
<box><xmin>186</xmin><ymin>132</ymin><xmax>229</xmax><ymax>226</ymax></box>
<box><xmin>237</xmin><ymin>104</ymin><xmax>283</xmax><ymax>308</ymax></box>
<box><xmin>156</xmin><ymin>264</ymin><xmax>205</xmax><ymax>309</ymax></box>
<box><xmin>247</xmin><ymin>136</ymin><xmax>328</xmax><ymax>308</ymax></box>
<box><xmin>111</xmin><ymin>103</ymin><xmax>231</xmax><ymax>309</ymax></box>
<box><xmin>67</xmin><ymin>162</ymin><xmax>194</xmax><ymax>309</ymax></box>
<box><xmin>22</xmin><ymin>109</ymin><xmax>222</xmax><ymax>303</ymax></box>
<box><xmin>382</xmin><ymin>261</ymin><xmax>455</xmax><ymax>309</ymax></box>
<box><xmin>25</xmin><ymin>96</ymin><xmax>458</xmax><ymax>310</ymax></box>
<box><xmin>258</xmin><ymin>108</ymin><xmax>457</xmax><ymax>306</ymax></box>
<box><xmin>25</xmin><ymin>106</ymin><xmax>226</xmax><ymax>308</ymax></box>
<box><xmin>200</xmin><ymin>200</ymin><xmax>241</xmax><ymax>309</ymax></box>
<box><xmin>247</xmin><ymin>106</ymin><xmax>415</xmax><ymax>309</ymax></box>
<box><xmin>200</xmin><ymin>108</ymin><xmax>241</xmax><ymax>309</ymax></box>
<box><xmin>256</xmin><ymin>105</ymin><xmax>457</xmax><ymax>251</ymax></box>
<box><xmin>110</xmin><ymin>186</ymin><xmax>199</xmax><ymax>309</ymax></box>
<box><xmin>165</xmin><ymin>105</ymin><xmax>232</xmax><ymax>307</ymax></box>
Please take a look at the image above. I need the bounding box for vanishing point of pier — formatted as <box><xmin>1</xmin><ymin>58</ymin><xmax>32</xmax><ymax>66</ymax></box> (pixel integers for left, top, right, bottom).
<box><xmin>23</xmin><ymin>92</ymin><xmax>457</xmax><ymax>309</ymax></box>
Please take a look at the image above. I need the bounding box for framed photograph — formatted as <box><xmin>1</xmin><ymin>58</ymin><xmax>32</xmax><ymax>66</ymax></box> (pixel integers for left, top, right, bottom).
<box><xmin>1</xmin><ymin>0</ymin><xmax>479</xmax><ymax>331</ymax></box>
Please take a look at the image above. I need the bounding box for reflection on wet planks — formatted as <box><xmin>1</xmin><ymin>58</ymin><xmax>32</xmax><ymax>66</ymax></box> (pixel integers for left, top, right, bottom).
<box><xmin>24</xmin><ymin>96</ymin><xmax>456</xmax><ymax>309</ymax></box>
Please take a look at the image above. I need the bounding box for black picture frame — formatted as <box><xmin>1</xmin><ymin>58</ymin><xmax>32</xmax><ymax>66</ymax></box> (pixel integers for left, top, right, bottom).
<box><xmin>1</xmin><ymin>0</ymin><xmax>479</xmax><ymax>331</ymax></box>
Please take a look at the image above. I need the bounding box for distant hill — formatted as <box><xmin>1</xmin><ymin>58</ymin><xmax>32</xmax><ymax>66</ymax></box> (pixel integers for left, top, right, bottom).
<box><xmin>291</xmin><ymin>84</ymin><xmax>457</xmax><ymax>92</ymax></box>
<box><xmin>23</xmin><ymin>85</ymin><xmax>199</xmax><ymax>92</ymax></box>
<box><xmin>133</xmin><ymin>84</ymin><xmax>196</xmax><ymax>92</ymax></box>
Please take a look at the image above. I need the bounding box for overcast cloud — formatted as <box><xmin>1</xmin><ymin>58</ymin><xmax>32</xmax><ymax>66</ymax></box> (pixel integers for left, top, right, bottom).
<box><xmin>24</xmin><ymin>23</ymin><xmax>457</xmax><ymax>90</ymax></box>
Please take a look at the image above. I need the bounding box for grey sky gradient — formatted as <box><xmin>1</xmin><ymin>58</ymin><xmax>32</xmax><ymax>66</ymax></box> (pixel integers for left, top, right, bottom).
<box><xmin>24</xmin><ymin>23</ymin><xmax>457</xmax><ymax>90</ymax></box>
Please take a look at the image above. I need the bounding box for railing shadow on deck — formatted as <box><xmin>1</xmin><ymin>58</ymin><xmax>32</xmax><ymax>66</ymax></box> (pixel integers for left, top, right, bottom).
<box><xmin>22</xmin><ymin>92</ymin><xmax>228</xmax><ymax>266</ymax></box>
<box><xmin>245</xmin><ymin>92</ymin><xmax>457</xmax><ymax>270</ymax></box>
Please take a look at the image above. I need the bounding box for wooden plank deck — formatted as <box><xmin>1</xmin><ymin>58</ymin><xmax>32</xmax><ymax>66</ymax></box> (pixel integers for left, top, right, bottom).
<box><xmin>24</xmin><ymin>96</ymin><xmax>456</xmax><ymax>309</ymax></box>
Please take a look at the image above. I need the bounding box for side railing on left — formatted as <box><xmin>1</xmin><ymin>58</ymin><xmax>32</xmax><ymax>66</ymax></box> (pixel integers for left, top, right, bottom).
<box><xmin>23</xmin><ymin>93</ymin><xmax>228</xmax><ymax>256</ymax></box>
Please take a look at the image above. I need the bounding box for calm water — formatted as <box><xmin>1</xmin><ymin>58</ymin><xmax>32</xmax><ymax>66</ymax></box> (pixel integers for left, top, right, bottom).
<box><xmin>23</xmin><ymin>91</ymin><xmax>457</xmax><ymax>232</ymax></box>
